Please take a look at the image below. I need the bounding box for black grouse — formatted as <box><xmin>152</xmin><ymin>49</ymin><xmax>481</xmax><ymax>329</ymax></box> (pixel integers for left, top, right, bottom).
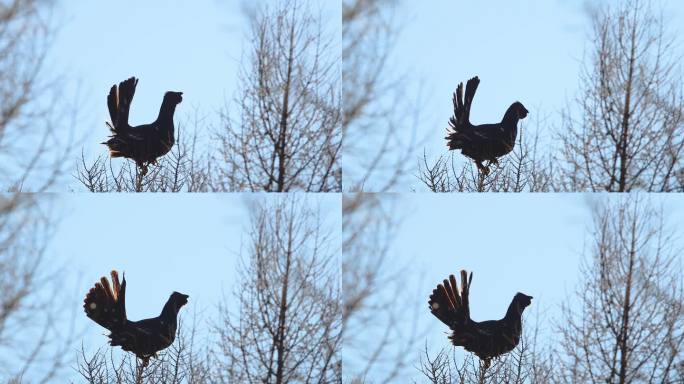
<box><xmin>103</xmin><ymin>77</ymin><xmax>183</xmax><ymax>175</ymax></box>
<box><xmin>428</xmin><ymin>270</ymin><xmax>532</xmax><ymax>367</ymax></box>
<box><xmin>83</xmin><ymin>270</ymin><xmax>189</xmax><ymax>366</ymax></box>
<box><xmin>445</xmin><ymin>76</ymin><xmax>529</xmax><ymax>175</ymax></box>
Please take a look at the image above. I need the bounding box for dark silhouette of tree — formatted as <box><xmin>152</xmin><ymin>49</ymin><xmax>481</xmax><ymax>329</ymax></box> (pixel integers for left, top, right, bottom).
<box><xmin>557</xmin><ymin>0</ymin><xmax>684</xmax><ymax>191</ymax></box>
<box><xmin>556</xmin><ymin>196</ymin><xmax>684</xmax><ymax>383</ymax></box>
<box><xmin>0</xmin><ymin>0</ymin><xmax>76</xmax><ymax>191</ymax></box>
<box><xmin>343</xmin><ymin>0</ymin><xmax>420</xmax><ymax>191</ymax></box>
<box><xmin>0</xmin><ymin>194</ymin><xmax>76</xmax><ymax>381</ymax></box>
<box><xmin>342</xmin><ymin>193</ymin><xmax>424</xmax><ymax>382</ymax></box>
<box><xmin>215</xmin><ymin>0</ymin><xmax>341</xmax><ymax>192</ymax></box>
<box><xmin>213</xmin><ymin>196</ymin><xmax>341</xmax><ymax>382</ymax></box>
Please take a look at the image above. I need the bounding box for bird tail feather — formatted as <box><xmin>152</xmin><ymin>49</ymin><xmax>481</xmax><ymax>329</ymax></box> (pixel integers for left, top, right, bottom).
<box><xmin>84</xmin><ymin>270</ymin><xmax>127</xmax><ymax>331</ymax></box>
<box><xmin>462</xmin><ymin>77</ymin><xmax>479</xmax><ymax>125</ymax></box>
<box><xmin>106</xmin><ymin>77</ymin><xmax>138</xmax><ymax>133</ymax></box>
<box><xmin>429</xmin><ymin>270</ymin><xmax>473</xmax><ymax>327</ymax></box>
<box><xmin>445</xmin><ymin>76</ymin><xmax>479</xmax><ymax>150</ymax></box>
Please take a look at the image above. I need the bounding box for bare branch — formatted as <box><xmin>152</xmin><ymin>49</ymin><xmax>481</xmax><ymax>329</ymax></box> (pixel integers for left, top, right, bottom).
<box><xmin>215</xmin><ymin>0</ymin><xmax>341</xmax><ymax>192</ymax></box>
<box><xmin>557</xmin><ymin>0</ymin><xmax>684</xmax><ymax>191</ymax></box>
<box><xmin>556</xmin><ymin>196</ymin><xmax>684</xmax><ymax>382</ymax></box>
<box><xmin>213</xmin><ymin>195</ymin><xmax>341</xmax><ymax>382</ymax></box>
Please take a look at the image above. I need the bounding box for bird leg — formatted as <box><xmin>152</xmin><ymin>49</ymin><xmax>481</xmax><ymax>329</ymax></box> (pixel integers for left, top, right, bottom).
<box><xmin>475</xmin><ymin>160</ymin><xmax>490</xmax><ymax>176</ymax></box>
<box><xmin>134</xmin><ymin>357</ymin><xmax>148</xmax><ymax>384</ymax></box>
<box><xmin>136</xmin><ymin>161</ymin><xmax>149</xmax><ymax>177</ymax></box>
<box><xmin>479</xmin><ymin>358</ymin><xmax>491</xmax><ymax>383</ymax></box>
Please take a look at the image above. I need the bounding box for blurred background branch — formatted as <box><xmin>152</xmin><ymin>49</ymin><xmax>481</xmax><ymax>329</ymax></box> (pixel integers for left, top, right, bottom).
<box><xmin>342</xmin><ymin>0</ymin><xmax>422</xmax><ymax>191</ymax></box>
<box><xmin>0</xmin><ymin>194</ymin><xmax>76</xmax><ymax>382</ymax></box>
<box><xmin>0</xmin><ymin>0</ymin><xmax>77</xmax><ymax>191</ymax></box>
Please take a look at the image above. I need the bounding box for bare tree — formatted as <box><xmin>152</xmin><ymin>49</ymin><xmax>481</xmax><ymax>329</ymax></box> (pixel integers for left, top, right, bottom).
<box><xmin>418</xmin><ymin>117</ymin><xmax>553</xmax><ymax>192</ymax></box>
<box><xmin>213</xmin><ymin>196</ymin><xmax>341</xmax><ymax>383</ymax></box>
<box><xmin>75</xmin><ymin>121</ymin><xmax>212</xmax><ymax>192</ymax></box>
<box><xmin>0</xmin><ymin>194</ymin><xmax>76</xmax><ymax>382</ymax></box>
<box><xmin>0</xmin><ymin>0</ymin><xmax>76</xmax><ymax>191</ymax></box>
<box><xmin>342</xmin><ymin>193</ymin><xmax>424</xmax><ymax>382</ymax></box>
<box><xmin>215</xmin><ymin>0</ymin><xmax>341</xmax><ymax>192</ymax></box>
<box><xmin>556</xmin><ymin>196</ymin><xmax>684</xmax><ymax>383</ymax></box>
<box><xmin>557</xmin><ymin>0</ymin><xmax>684</xmax><ymax>191</ymax></box>
<box><xmin>76</xmin><ymin>316</ymin><xmax>212</xmax><ymax>384</ymax></box>
<box><xmin>343</xmin><ymin>0</ymin><xmax>420</xmax><ymax>191</ymax></box>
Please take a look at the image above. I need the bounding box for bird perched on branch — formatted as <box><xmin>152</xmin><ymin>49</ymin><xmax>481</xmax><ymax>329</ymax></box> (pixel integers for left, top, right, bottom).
<box><xmin>428</xmin><ymin>270</ymin><xmax>532</xmax><ymax>368</ymax></box>
<box><xmin>103</xmin><ymin>77</ymin><xmax>183</xmax><ymax>176</ymax></box>
<box><xmin>83</xmin><ymin>270</ymin><xmax>189</xmax><ymax>366</ymax></box>
<box><xmin>445</xmin><ymin>76</ymin><xmax>528</xmax><ymax>175</ymax></box>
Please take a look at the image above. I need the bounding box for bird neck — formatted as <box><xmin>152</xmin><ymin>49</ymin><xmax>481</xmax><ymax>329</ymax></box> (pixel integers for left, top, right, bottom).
<box><xmin>504</xmin><ymin>300</ymin><xmax>523</xmax><ymax>323</ymax></box>
<box><xmin>160</xmin><ymin>300</ymin><xmax>179</xmax><ymax>321</ymax></box>
<box><xmin>157</xmin><ymin>100</ymin><xmax>177</xmax><ymax>128</ymax></box>
<box><xmin>501</xmin><ymin>107</ymin><xmax>520</xmax><ymax>127</ymax></box>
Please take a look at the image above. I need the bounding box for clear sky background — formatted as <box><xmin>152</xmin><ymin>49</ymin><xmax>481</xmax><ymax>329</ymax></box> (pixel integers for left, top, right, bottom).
<box><xmin>369</xmin><ymin>0</ymin><xmax>684</xmax><ymax>191</ymax></box>
<box><xmin>42</xmin><ymin>0</ymin><xmax>340</xmax><ymax>191</ymax></box>
<box><xmin>343</xmin><ymin>193</ymin><xmax>684</xmax><ymax>381</ymax></box>
<box><xmin>22</xmin><ymin>193</ymin><xmax>340</xmax><ymax>382</ymax></box>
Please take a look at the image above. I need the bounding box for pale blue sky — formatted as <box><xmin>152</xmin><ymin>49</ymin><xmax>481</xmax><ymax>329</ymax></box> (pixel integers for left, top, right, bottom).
<box><xmin>352</xmin><ymin>0</ymin><xmax>684</xmax><ymax>191</ymax></box>
<box><xmin>50</xmin><ymin>0</ymin><xmax>241</xmax><ymax>191</ymax></box>
<box><xmin>25</xmin><ymin>193</ymin><xmax>340</xmax><ymax>381</ymax></box>
<box><xmin>343</xmin><ymin>193</ymin><xmax>684</xmax><ymax>381</ymax></box>
<box><xmin>41</xmin><ymin>0</ymin><xmax>340</xmax><ymax>190</ymax></box>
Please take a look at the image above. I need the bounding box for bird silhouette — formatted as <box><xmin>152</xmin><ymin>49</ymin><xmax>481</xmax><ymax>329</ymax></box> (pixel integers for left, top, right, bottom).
<box><xmin>83</xmin><ymin>270</ymin><xmax>189</xmax><ymax>366</ymax></box>
<box><xmin>428</xmin><ymin>270</ymin><xmax>532</xmax><ymax>368</ymax></box>
<box><xmin>103</xmin><ymin>77</ymin><xmax>183</xmax><ymax>175</ymax></box>
<box><xmin>445</xmin><ymin>76</ymin><xmax>528</xmax><ymax>175</ymax></box>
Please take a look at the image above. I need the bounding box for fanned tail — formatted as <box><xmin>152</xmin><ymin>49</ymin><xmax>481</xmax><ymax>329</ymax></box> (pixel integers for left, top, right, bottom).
<box><xmin>428</xmin><ymin>270</ymin><xmax>473</xmax><ymax>329</ymax></box>
<box><xmin>104</xmin><ymin>77</ymin><xmax>138</xmax><ymax>157</ymax></box>
<box><xmin>446</xmin><ymin>76</ymin><xmax>480</xmax><ymax>150</ymax></box>
<box><xmin>106</xmin><ymin>77</ymin><xmax>138</xmax><ymax>132</ymax></box>
<box><xmin>84</xmin><ymin>270</ymin><xmax>127</xmax><ymax>331</ymax></box>
<box><xmin>106</xmin><ymin>85</ymin><xmax>118</xmax><ymax>131</ymax></box>
<box><xmin>462</xmin><ymin>77</ymin><xmax>479</xmax><ymax>125</ymax></box>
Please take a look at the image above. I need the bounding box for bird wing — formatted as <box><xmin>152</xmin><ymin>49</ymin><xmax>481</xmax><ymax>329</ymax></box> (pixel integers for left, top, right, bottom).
<box><xmin>474</xmin><ymin>320</ymin><xmax>500</xmax><ymax>336</ymax></box>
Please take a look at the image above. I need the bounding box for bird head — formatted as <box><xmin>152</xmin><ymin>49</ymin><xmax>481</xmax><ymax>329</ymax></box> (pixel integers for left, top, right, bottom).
<box><xmin>170</xmin><ymin>291</ymin><xmax>189</xmax><ymax>309</ymax></box>
<box><xmin>512</xmin><ymin>102</ymin><xmax>529</xmax><ymax>119</ymax></box>
<box><xmin>164</xmin><ymin>91</ymin><xmax>183</xmax><ymax>105</ymax></box>
<box><xmin>514</xmin><ymin>292</ymin><xmax>533</xmax><ymax>309</ymax></box>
